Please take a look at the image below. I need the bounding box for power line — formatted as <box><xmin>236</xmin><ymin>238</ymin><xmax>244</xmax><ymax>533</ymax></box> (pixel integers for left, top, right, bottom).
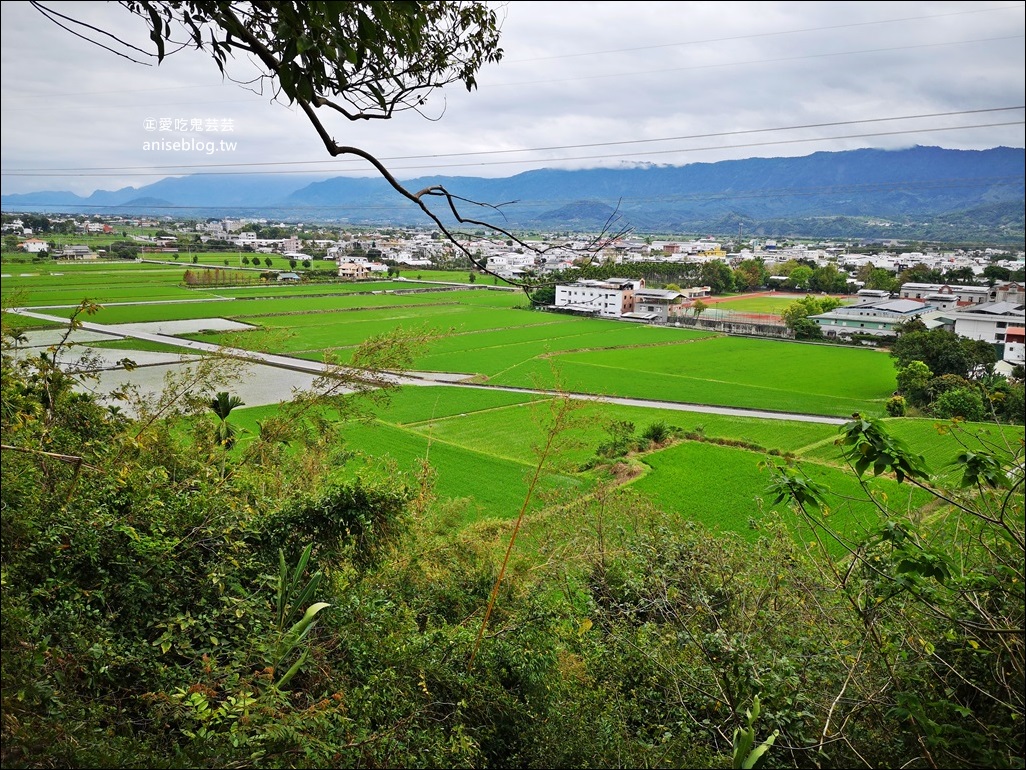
<box><xmin>506</xmin><ymin>3</ymin><xmax>1026</xmax><ymax>63</ymax></box>
<box><xmin>491</xmin><ymin>35</ymin><xmax>1025</xmax><ymax>88</ymax></box>
<box><xmin>3</xmin><ymin>108</ymin><xmax>1023</xmax><ymax>176</ymax></box>
<box><xmin>11</xmin><ymin>2</ymin><xmax>1022</xmax><ymax>97</ymax></box>
<box><xmin>4</xmin><ymin>120</ymin><xmax>1021</xmax><ymax>180</ymax></box>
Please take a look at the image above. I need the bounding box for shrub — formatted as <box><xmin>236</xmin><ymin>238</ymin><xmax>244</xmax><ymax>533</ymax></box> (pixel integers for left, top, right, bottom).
<box><xmin>927</xmin><ymin>373</ymin><xmax>971</xmax><ymax>399</ymax></box>
<box><xmin>791</xmin><ymin>317</ymin><xmax>823</xmax><ymax>340</ymax></box>
<box><xmin>596</xmin><ymin>420</ymin><xmax>636</xmax><ymax>459</ymax></box>
<box><xmin>257</xmin><ymin>480</ymin><xmax>412</xmax><ymax>569</ymax></box>
<box><xmin>896</xmin><ymin>361</ymin><xmax>932</xmax><ymax>407</ymax></box>
<box><xmin>995</xmin><ymin>381</ymin><xmax>1025</xmax><ymax>424</ymax></box>
<box><xmin>640</xmin><ymin>420</ymin><xmax>675</xmax><ymax>446</ymax></box>
<box><xmin>932</xmin><ymin>387</ymin><xmax>985</xmax><ymax>421</ymax></box>
<box><xmin>885</xmin><ymin>395</ymin><xmax>907</xmax><ymax>416</ymax></box>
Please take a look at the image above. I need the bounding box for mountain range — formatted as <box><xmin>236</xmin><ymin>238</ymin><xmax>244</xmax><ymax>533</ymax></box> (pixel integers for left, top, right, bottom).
<box><xmin>3</xmin><ymin>146</ymin><xmax>1023</xmax><ymax>244</ymax></box>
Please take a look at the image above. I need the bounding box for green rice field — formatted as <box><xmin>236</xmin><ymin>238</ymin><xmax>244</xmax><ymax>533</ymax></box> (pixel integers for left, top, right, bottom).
<box><xmin>226</xmin><ymin>384</ymin><xmax>977</xmax><ymax>547</ymax></box>
<box><xmin>4</xmin><ymin>257</ymin><xmax>1020</xmax><ymax>547</ymax></box>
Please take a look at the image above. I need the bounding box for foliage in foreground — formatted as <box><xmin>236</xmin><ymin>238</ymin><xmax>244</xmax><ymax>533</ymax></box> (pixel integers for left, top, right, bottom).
<box><xmin>1</xmin><ymin>310</ymin><xmax>1023</xmax><ymax>769</ymax></box>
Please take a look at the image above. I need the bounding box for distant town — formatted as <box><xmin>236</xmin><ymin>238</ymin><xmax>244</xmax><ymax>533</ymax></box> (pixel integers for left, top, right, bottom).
<box><xmin>5</xmin><ymin>212</ymin><xmax>1023</xmax><ymax>276</ymax></box>
<box><xmin>4</xmin><ymin>210</ymin><xmax>1024</xmax><ymax>374</ymax></box>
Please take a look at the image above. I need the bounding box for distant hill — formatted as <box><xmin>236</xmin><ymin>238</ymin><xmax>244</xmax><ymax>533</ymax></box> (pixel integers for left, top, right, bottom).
<box><xmin>120</xmin><ymin>196</ymin><xmax>175</xmax><ymax>209</ymax></box>
<box><xmin>3</xmin><ymin>146</ymin><xmax>1023</xmax><ymax>244</ymax></box>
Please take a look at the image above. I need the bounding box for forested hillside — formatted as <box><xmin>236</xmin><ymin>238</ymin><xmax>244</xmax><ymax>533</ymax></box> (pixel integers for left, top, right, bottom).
<box><xmin>4</xmin><ymin>146</ymin><xmax>1023</xmax><ymax>245</ymax></box>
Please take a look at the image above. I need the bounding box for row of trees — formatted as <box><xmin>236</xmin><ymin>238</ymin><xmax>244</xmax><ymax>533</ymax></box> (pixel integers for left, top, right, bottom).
<box><xmin>240</xmin><ymin>255</ymin><xmax>313</xmax><ymax>269</ymax></box>
<box><xmin>775</xmin><ymin>299</ymin><xmax>1025</xmax><ymax>422</ymax></box>
<box><xmin>182</xmin><ymin>268</ymin><xmax>264</xmax><ymax>287</ymax></box>
<box><xmin>529</xmin><ymin>259</ymin><xmax>748</xmax><ymax>299</ymax></box>
<box><xmin>889</xmin><ymin>320</ymin><xmax>1024</xmax><ymax>422</ymax></box>
<box><xmin>761</xmin><ymin>258</ymin><xmax>1023</xmax><ymax>295</ymax></box>
<box><xmin>533</xmin><ymin>255</ymin><xmax>1022</xmax><ymax>305</ymax></box>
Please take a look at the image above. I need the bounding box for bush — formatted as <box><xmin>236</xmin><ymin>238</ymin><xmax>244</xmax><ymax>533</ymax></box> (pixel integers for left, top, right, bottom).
<box><xmin>927</xmin><ymin>373</ymin><xmax>971</xmax><ymax>399</ymax></box>
<box><xmin>596</xmin><ymin>420</ymin><xmax>636</xmax><ymax>458</ymax></box>
<box><xmin>995</xmin><ymin>381</ymin><xmax>1025</xmax><ymax>423</ymax></box>
<box><xmin>640</xmin><ymin>421</ymin><xmax>677</xmax><ymax>446</ymax></box>
<box><xmin>791</xmin><ymin>317</ymin><xmax>823</xmax><ymax>340</ymax></box>
<box><xmin>932</xmin><ymin>387</ymin><xmax>985</xmax><ymax>421</ymax></box>
<box><xmin>257</xmin><ymin>480</ymin><xmax>412</xmax><ymax>569</ymax></box>
<box><xmin>885</xmin><ymin>395</ymin><xmax>907</xmax><ymax>416</ymax></box>
<box><xmin>896</xmin><ymin>361</ymin><xmax>932</xmax><ymax>407</ymax></box>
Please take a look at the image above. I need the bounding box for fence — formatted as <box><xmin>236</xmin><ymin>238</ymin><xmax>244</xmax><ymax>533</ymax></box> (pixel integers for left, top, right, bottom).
<box><xmin>672</xmin><ymin>308</ymin><xmax>792</xmax><ymax>339</ymax></box>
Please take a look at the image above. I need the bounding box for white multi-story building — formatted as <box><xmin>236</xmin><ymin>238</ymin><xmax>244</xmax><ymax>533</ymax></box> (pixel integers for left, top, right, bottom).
<box><xmin>554</xmin><ymin>278</ymin><xmax>644</xmax><ymax>318</ymax></box>
<box><xmin>19</xmin><ymin>238</ymin><xmax>49</xmax><ymax>253</ymax></box>
<box><xmin>486</xmin><ymin>252</ymin><xmax>536</xmax><ymax>277</ymax></box>
<box><xmin>931</xmin><ymin>300</ymin><xmax>1026</xmax><ymax>365</ymax></box>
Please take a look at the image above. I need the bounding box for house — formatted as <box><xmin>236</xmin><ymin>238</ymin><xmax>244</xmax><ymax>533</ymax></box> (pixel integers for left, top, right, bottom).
<box><xmin>812</xmin><ymin>297</ymin><xmax>934</xmax><ymax>338</ymax></box>
<box><xmin>1001</xmin><ymin>326</ymin><xmax>1026</xmax><ymax>367</ymax></box>
<box><xmin>485</xmin><ymin>252</ymin><xmax>536</xmax><ymax>277</ymax></box>
<box><xmin>680</xmin><ymin>286</ymin><xmax>712</xmax><ymax>300</ymax></box>
<box><xmin>898</xmin><ymin>282</ymin><xmax>990</xmax><ymax>306</ymax></box>
<box><xmin>856</xmin><ymin>288</ymin><xmax>892</xmax><ymax>300</ymax></box>
<box><xmin>631</xmin><ymin>288</ymin><xmax>688</xmax><ymax>324</ymax></box>
<box><xmin>394</xmin><ymin>253</ymin><xmax>433</xmax><ymax>267</ymax></box>
<box><xmin>54</xmin><ymin>244</ymin><xmax>97</xmax><ymax>260</ymax></box>
<box><xmin>276</xmin><ymin>272</ymin><xmax>301</xmax><ymax>282</ymax></box>
<box><xmin>19</xmin><ymin>238</ymin><xmax>49</xmax><ymax>253</ymax></box>
<box><xmin>337</xmin><ymin>262</ymin><xmax>370</xmax><ymax>280</ymax></box>
<box><xmin>554</xmin><ymin>278</ymin><xmax>644</xmax><ymax>318</ymax></box>
<box><xmin>992</xmin><ymin>281</ymin><xmax>1024</xmax><ymax>304</ymax></box>
<box><xmin>933</xmin><ymin>300</ymin><xmax>1026</xmax><ymax>365</ymax></box>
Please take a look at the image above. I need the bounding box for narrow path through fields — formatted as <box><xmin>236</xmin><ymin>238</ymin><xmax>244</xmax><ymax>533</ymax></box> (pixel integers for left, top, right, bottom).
<box><xmin>9</xmin><ymin>307</ymin><xmax>849</xmax><ymax>426</ymax></box>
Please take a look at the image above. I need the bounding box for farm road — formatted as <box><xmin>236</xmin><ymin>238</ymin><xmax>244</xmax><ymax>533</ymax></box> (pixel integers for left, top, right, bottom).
<box><xmin>10</xmin><ymin>308</ymin><xmax>849</xmax><ymax>426</ymax></box>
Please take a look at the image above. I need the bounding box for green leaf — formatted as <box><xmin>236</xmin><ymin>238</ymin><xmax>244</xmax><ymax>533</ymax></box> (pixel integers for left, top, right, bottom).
<box><xmin>742</xmin><ymin>730</ymin><xmax>779</xmax><ymax>769</ymax></box>
<box><xmin>289</xmin><ymin>601</ymin><xmax>331</xmax><ymax>641</ymax></box>
<box><xmin>275</xmin><ymin>648</ymin><xmax>308</xmax><ymax>690</ymax></box>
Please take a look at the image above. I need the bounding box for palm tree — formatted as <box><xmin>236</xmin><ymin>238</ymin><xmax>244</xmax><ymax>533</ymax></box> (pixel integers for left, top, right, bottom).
<box><xmin>9</xmin><ymin>329</ymin><xmax>28</xmax><ymax>357</ymax></box>
<box><xmin>209</xmin><ymin>391</ymin><xmax>245</xmax><ymax>450</ymax></box>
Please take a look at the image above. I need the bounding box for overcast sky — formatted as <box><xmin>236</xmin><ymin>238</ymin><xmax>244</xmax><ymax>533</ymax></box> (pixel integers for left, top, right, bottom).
<box><xmin>1</xmin><ymin>0</ymin><xmax>1023</xmax><ymax>196</ymax></box>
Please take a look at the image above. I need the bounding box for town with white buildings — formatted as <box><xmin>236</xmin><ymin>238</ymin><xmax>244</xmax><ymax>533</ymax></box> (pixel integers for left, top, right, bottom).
<box><xmin>5</xmin><ymin>213</ymin><xmax>1024</xmax><ymax>370</ymax></box>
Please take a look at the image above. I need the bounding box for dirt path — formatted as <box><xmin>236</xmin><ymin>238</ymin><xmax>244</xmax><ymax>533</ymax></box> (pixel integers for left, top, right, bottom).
<box><xmin>11</xmin><ymin>307</ymin><xmax>851</xmax><ymax>426</ymax></box>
